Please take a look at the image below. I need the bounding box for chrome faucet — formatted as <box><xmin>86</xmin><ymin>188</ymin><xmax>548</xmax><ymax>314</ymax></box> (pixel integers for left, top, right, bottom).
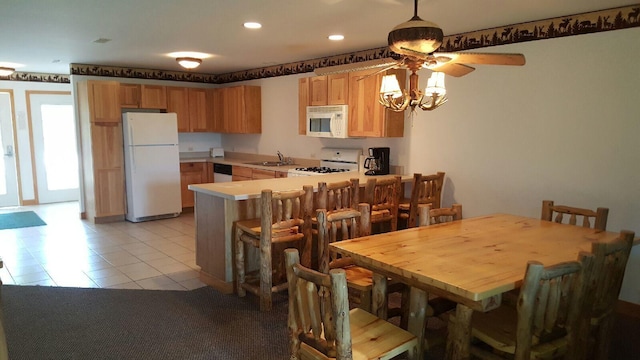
<box><xmin>277</xmin><ymin>150</ymin><xmax>285</xmax><ymax>163</ymax></box>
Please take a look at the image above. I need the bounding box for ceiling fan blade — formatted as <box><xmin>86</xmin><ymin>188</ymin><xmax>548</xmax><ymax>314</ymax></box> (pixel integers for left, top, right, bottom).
<box><xmin>314</xmin><ymin>58</ymin><xmax>399</xmax><ymax>75</ymax></box>
<box><xmin>355</xmin><ymin>63</ymin><xmax>401</xmax><ymax>81</ymax></box>
<box><xmin>434</xmin><ymin>52</ymin><xmax>526</xmax><ymax>66</ymax></box>
<box><xmin>429</xmin><ymin>63</ymin><xmax>475</xmax><ymax>77</ymax></box>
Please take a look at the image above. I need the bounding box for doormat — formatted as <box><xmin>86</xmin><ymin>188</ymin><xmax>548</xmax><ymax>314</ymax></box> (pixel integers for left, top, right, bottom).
<box><xmin>0</xmin><ymin>211</ymin><xmax>46</xmax><ymax>230</ymax></box>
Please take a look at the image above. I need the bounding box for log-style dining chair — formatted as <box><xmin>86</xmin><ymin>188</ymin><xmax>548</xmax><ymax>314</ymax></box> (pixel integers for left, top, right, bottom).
<box><xmin>398</xmin><ymin>172</ymin><xmax>445</xmax><ymax>229</ymax></box>
<box><xmin>317</xmin><ymin>204</ymin><xmax>373</xmax><ymax>311</ymax></box>
<box><xmin>364</xmin><ymin>176</ymin><xmax>402</xmax><ymax>233</ymax></box>
<box><xmin>417</xmin><ymin>203</ymin><xmax>463</xmax><ymax>226</ymax></box>
<box><xmin>469</xmin><ymin>252</ymin><xmax>595</xmax><ymax>360</ymax></box>
<box><xmin>235</xmin><ymin>186</ymin><xmax>313</xmax><ymax>311</ymax></box>
<box><xmin>541</xmin><ymin>200</ymin><xmax>608</xmax><ymax>231</ymax></box>
<box><xmin>285</xmin><ymin>248</ymin><xmax>418</xmax><ymax>360</ymax></box>
<box><xmin>573</xmin><ymin>230</ymin><xmax>634</xmax><ymax>360</ymax></box>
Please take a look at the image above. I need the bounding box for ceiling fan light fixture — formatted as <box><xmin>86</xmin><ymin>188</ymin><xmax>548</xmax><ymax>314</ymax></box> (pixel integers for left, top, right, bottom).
<box><xmin>388</xmin><ymin>18</ymin><xmax>443</xmax><ymax>56</ymax></box>
<box><xmin>176</xmin><ymin>57</ymin><xmax>202</xmax><ymax>70</ymax></box>
<box><xmin>425</xmin><ymin>71</ymin><xmax>446</xmax><ymax>96</ymax></box>
<box><xmin>0</xmin><ymin>67</ymin><xmax>15</xmax><ymax>76</ymax></box>
<box><xmin>380</xmin><ymin>75</ymin><xmax>403</xmax><ymax>98</ymax></box>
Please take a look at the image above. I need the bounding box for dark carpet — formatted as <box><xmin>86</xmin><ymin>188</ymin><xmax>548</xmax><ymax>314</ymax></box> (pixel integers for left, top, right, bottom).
<box><xmin>0</xmin><ymin>211</ymin><xmax>46</xmax><ymax>230</ymax></box>
<box><xmin>2</xmin><ymin>285</ymin><xmax>289</xmax><ymax>360</ymax></box>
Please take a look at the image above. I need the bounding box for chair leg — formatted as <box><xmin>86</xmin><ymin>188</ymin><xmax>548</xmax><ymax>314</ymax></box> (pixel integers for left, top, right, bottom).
<box><xmin>235</xmin><ymin>228</ymin><xmax>246</xmax><ymax>297</ymax></box>
<box><xmin>260</xmin><ymin>235</ymin><xmax>272</xmax><ymax>311</ymax></box>
<box><xmin>594</xmin><ymin>314</ymin><xmax>615</xmax><ymax>360</ymax></box>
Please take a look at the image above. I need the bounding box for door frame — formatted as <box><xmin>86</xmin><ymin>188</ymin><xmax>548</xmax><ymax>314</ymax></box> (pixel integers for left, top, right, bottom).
<box><xmin>0</xmin><ymin>89</ymin><xmax>23</xmax><ymax>206</ymax></box>
<box><xmin>26</xmin><ymin>90</ymin><xmax>73</xmax><ymax>204</ymax></box>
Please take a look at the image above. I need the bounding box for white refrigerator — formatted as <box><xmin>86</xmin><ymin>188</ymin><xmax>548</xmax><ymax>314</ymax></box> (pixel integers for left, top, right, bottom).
<box><xmin>122</xmin><ymin>112</ymin><xmax>181</xmax><ymax>222</ymax></box>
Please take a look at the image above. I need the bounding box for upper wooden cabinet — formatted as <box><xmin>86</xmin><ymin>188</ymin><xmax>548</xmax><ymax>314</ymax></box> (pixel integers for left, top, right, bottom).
<box><xmin>188</xmin><ymin>88</ymin><xmax>210</xmax><ymax>132</ymax></box>
<box><xmin>119</xmin><ymin>84</ymin><xmax>167</xmax><ymax>109</ymax></box>
<box><xmin>166</xmin><ymin>86</ymin><xmax>190</xmax><ymax>132</ymax></box>
<box><xmin>88</xmin><ymin>81</ymin><xmax>121</xmax><ymax>124</ymax></box>
<box><xmin>140</xmin><ymin>85</ymin><xmax>167</xmax><ymax>109</ymax></box>
<box><xmin>298</xmin><ymin>74</ymin><xmax>349</xmax><ymax>134</ymax></box>
<box><xmin>214</xmin><ymin>86</ymin><xmax>261</xmax><ymax>134</ymax></box>
<box><xmin>348</xmin><ymin>68</ymin><xmax>406</xmax><ymax>138</ymax></box>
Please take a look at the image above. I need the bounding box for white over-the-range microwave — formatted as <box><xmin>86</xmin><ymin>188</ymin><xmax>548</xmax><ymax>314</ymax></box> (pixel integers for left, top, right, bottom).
<box><xmin>306</xmin><ymin>104</ymin><xmax>349</xmax><ymax>138</ymax></box>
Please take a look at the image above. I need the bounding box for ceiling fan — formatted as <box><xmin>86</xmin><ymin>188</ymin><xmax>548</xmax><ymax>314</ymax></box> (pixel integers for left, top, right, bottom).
<box><xmin>317</xmin><ymin>0</ymin><xmax>526</xmax><ymax>111</ymax></box>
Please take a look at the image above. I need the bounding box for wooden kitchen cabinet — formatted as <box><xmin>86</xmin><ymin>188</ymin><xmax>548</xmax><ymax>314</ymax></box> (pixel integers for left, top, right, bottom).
<box><xmin>188</xmin><ymin>88</ymin><xmax>210</xmax><ymax>132</ymax></box>
<box><xmin>180</xmin><ymin>162</ymin><xmax>208</xmax><ymax>208</ymax></box>
<box><xmin>120</xmin><ymin>83</ymin><xmax>141</xmax><ymax>108</ymax></box>
<box><xmin>140</xmin><ymin>85</ymin><xmax>167</xmax><ymax>109</ymax></box>
<box><xmin>76</xmin><ymin>80</ymin><xmax>126</xmax><ymax>222</ymax></box>
<box><xmin>232</xmin><ymin>166</ymin><xmax>253</xmax><ymax>181</ymax></box>
<box><xmin>252</xmin><ymin>168</ymin><xmax>276</xmax><ymax>180</ymax></box>
<box><xmin>298</xmin><ymin>74</ymin><xmax>348</xmax><ymax>134</ymax></box>
<box><xmin>276</xmin><ymin>171</ymin><xmax>288</xmax><ymax>178</ymax></box>
<box><xmin>209</xmin><ymin>88</ymin><xmax>224</xmax><ymax>133</ymax></box>
<box><xmin>166</xmin><ymin>86</ymin><xmax>190</xmax><ymax>132</ymax></box>
<box><xmin>348</xmin><ymin>68</ymin><xmax>406</xmax><ymax>138</ymax></box>
<box><xmin>298</xmin><ymin>77</ymin><xmax>310</xmax><ymax>135</ymax></box>
<box><xmin>119</xmin><ymin>84</ymin><xmax>167</xmax><ymax>109</ymax></box>
<box><xmin>215</xmin><ymin>86</ymin><xmax>261</xmax><ymax>134</ymax></box>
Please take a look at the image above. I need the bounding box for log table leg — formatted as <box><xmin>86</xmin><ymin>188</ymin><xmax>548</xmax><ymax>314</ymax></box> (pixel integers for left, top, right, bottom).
<box><xmin>407</xmin><ymin>287</ymin><xmax>428</xmax><ymax>359</ymax></box>
<box><xmin>446</xmin><ymin>303</ymin><xmax>473</xmax><ymax>360</ymax></box>
<box><xmin>372</xmin><ymin>273</ymin><xmax>388</xmax><ymax>319</ymax></box>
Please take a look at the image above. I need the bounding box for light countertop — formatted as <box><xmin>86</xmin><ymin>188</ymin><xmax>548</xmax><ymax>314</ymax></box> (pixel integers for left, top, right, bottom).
<box><xmin>189</xmin><ymin>173</ymin><xmax>412</xmax><ymax>201</ymax></box>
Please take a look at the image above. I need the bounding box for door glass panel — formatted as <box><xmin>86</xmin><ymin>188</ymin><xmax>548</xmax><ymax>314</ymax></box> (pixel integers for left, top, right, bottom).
<box><xmin>40</xmin><ymin>104</ymin><xmax>78</xmax><ymax>191</ymax></box>
<box><xmin>0</xmin><ymin>125</ymin><xmax>6</xmax><ymax>195</ymax></box>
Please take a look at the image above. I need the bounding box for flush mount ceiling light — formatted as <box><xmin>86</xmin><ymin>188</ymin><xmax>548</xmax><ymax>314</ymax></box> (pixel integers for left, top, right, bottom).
<box><xmin>0</xmin><ymin>67</ymin><xmax>15</xmax><ymax>76</ymax></box>
<box><xmin>328</xmin><ymin>34</ymin><xmax>344</xmax><ymax>41</ymax></box>
<box><xmin>176</xmin><ymin>57</ymin><xmax>202</xmax><ymax>70</ymax></box>
<box><xmin>243</xmin><ymin>22</ymin><xmax>262</xmax><ymax>29</ymax></box>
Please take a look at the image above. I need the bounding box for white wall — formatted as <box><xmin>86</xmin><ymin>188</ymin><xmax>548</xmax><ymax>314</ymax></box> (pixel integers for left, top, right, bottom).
<box><xmin>225</xmin><ymin>28</ymin><xmax>640</xmax><ymax>304</ymax></box>
<box><xmin>0</xmin><ymin>81</ymin><xmax>72</xmax><ymax>202</ymax></box>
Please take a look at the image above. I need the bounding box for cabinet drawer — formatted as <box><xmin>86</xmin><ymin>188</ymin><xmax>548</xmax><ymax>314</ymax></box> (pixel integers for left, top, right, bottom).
<box><xmin>232</xmin><ymin>166</ymin><xmax>253</xmax><ymax>178</ymax></box>
<box><xmin>180</xmin><ymin>162</ymin><xmax>205</xmax><ymax>172</ymax></box>
<box><xmin>252</xmin><ymin>169</ymin><xmax>275</xmax><ymax>179</ymax></box>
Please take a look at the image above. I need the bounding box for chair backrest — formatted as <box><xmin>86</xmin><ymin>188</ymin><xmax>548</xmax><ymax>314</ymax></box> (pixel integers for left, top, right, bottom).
<box><xmin>515</xmin><ymin>252</ymin><xmax>594</xmax><ymax>360</ymax></box>
<box><xmin>261</xmin><ymin>186</ymin><xmax>314</xmax><ymax>265</ymax></box>
<box><xmin>590</xmin><ymin>230</ymin><xmax>634</xmax><ymax>316</ymax></box>
<box><xmin>541</xmin><ymin>200</ymin><xmax>608</xmax><ymax>231</ymax></box>
<box><xmin>317</xmin><ymin>203</ymin><xmax>371</xmax><ymax>274</ymax></box>
<box><xmin>418</xmin><ymin>203</ymin><xmax>462</xmax><ymax>226</ymax></box>
<box><xmin>317</xmin><ymin>178</ymin><xmax>359</xmax><ymax>214</ymax></box>
<box><xmin>364</xmin><ymin>176</ymin><xmax>402</xmax><ymax>231</ymax></box>
<box><xmin>407</xmin><ymin>172</ymin><xmax>445</xmax><ymax>228</ymax></box>
<box><xmin>285</xmin><ymin>248</ymin><xmax>353</xmax><ymax>360</ymax></box>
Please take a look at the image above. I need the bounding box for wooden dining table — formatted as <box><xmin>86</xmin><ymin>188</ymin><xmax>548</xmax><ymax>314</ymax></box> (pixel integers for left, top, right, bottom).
<box><xmin>329</xmin><ymin>213</ymin><xmax>623</xmax><ymax>360</ymax></box>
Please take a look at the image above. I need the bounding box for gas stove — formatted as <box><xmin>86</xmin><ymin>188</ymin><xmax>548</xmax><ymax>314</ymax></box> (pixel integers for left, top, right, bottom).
<box><xmin>287</xmin><ymin>148</ymin><xmax>362</xmax><ymax>177</ymax></box>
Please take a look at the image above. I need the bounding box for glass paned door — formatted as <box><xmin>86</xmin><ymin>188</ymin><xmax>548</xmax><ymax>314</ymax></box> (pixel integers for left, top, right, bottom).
<box><xmin>30</xmin><ymin>93</ymin><xmax>79</xmax><ymax>204</ymax></box>
<box><xmin>0</xmin><ymin>92</ymin><xmax>19</xmax><ymax>207</ymax></box>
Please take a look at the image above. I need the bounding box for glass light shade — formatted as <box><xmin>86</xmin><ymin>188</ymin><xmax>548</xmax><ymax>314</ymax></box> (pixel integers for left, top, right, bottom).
<box><xmin>0</xmin><ymin>67</ymin><xmax>15</xmax><ymax>76</ymax></box>
<box><xmin>380</xmin><ymin>75</ymin><xmax>403</xmax><ymax>98</ymax></box>
<box><xmin>425</xmin><ymin>72</ymin><xmax>446</xmax><ymax>96</ymax></box>
<box><xmin>176</xmin><ymin>57</ymin><xmax>202</xmax><ymax>69</ymax></box>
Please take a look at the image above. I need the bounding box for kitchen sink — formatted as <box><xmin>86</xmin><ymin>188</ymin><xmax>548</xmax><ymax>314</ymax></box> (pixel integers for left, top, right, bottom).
<box><xmin>244</xmin><ymin>161</ymin><xmax>295</xmax><ymax>167</ymax></box>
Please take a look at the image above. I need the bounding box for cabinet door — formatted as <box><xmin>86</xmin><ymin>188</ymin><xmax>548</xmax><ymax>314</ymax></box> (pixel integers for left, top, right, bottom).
<box><xmin>188</xmin><ymin>88</ymin><xmax>209</xmax><ymax>132</ymax></box>
<box><xmin>140</xmin><ymin>85</ymin><xmax>167</xmax><ymax>109</ymax></box>
<box><xmin>89</xmin><ymin>81</ymin><xmax>121</xmax><ymax>124</ymax></box>
<box><xmin>327</xmin><ymin>73</ymin><xmax>349</xmax><ymax>105</ymax></box>
<box><xmin>348</xmin><ymin>69</ymin><xmax>406</xmax><ymax>138</ymax></box>
<box><xmin>91</xmin><ymin>124</ymin><xmax>125</xmax><ymax>216</ymax></box>
<box><xmin>309</xmin><ymin>76</ymin><xmax>328</xmax><ymax>106</ymax></box>
<box><xmin>119</xmin><ymin>84</ymin><xmax>140</xmax><ymax>108</ymax></box>
<box><xmin>209</xmin><ymin>88</ymin><xmax>225</xmax><ymax>133</ymax></box>
<box><xmin>166</xmin><ymin>86</ymin><xmax>190</xmax><ymax>132</ymax></box>
<box><xmin>298</xmin><ymin>77</ymin><xmax>310</xmax><ymax>135</ymax></box>
<box><xmin>180</xmin><ymin>162</ymin><xmax>205</xmax><ymax>207</ymax></box>
<box><xmin>232</xmin><ymin>165</ymin><xmax>252</xmax><ymax>181</ymax></box>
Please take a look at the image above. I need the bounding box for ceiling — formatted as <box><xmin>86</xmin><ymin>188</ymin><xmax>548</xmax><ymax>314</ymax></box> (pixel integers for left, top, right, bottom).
<box><xmin>2</xmin><ymin>0</ymin><xmax>637</xmax><ymax>75</ymax></box>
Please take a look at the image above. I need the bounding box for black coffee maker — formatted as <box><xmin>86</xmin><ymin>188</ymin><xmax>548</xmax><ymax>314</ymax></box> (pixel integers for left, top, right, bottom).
<box><xmin>364</xmin><ymin>147</ymin><xmax>390</xmax><ymax>175</ymax></box>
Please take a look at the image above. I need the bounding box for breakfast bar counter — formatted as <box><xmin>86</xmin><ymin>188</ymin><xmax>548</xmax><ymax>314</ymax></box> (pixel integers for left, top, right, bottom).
<box><xmin>189</xmin><ymin>173</ymin><xmax>412</xmax><ymax>293</ymax></box>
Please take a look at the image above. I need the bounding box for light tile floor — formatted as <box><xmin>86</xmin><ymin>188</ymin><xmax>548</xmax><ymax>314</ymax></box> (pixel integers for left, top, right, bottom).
<box><xmin>0</xmin><ymin>202</ymin><xmax>206</xmax><ymax>291</ymax></box>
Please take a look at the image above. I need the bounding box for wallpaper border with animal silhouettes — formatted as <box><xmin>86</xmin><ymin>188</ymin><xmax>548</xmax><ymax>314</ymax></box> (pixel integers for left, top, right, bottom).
<box><xmin>2</xmin><ymin>4</ymin><xmax>638</xmax><ymax>84</ymax></box>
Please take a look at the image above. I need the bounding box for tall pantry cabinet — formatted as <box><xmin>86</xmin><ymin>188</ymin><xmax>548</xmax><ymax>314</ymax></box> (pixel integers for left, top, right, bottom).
<box><xmin>76</xmin><ymin>80</ymin><xmax>126</xmax><ymax>223</ymax></box>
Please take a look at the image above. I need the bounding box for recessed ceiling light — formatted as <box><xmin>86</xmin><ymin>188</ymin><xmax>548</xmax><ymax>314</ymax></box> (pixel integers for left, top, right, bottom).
<box><xmin>243</xmin><ymin>22</ymin><xmax>262</xmax><ymax>29</ymax></box>
<box><xmin>328</xmin><ymin>34</ymin><xmax>344</xmax><ymax>41</ymax></box>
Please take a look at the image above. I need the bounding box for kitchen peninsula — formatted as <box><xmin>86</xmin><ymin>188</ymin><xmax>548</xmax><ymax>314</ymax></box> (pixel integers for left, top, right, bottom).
<box><xmin>189</xmin><ymin>173</ymin><xmax>411</xmax><ymax>293</ymax></box>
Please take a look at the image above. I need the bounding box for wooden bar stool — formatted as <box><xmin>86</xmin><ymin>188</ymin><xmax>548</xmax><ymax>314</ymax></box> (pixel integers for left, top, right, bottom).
<box><xmin>398</xmin><ymin>172</ymin><xmax>445</xmax><ymax>229</ymax></box>
<box><xmin>235</xmin><ymin>186</ymin><xmax>313</xmax><ymax>311</ymax></box>
<box><xmin>364</xmin><ymin>176</ymin><xmax>402</xmax><ymax>234</ymax></box>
